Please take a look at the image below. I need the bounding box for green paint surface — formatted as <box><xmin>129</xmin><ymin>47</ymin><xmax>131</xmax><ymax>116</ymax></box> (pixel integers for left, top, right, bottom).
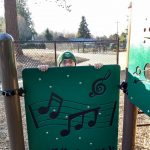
<box><xmin>128</xmin><ymin>0</ymin><xmax>150</xmax><ymax>117</ymax></box>
<box><xmin>22</xmin><ymin>65</ymin><xmax>120</xmax><ymax>150</ymax></box>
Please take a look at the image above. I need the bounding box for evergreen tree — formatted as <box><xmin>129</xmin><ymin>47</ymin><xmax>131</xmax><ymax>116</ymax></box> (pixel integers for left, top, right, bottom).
<box><xmin>119</xmin><ymin>32</ymin><xmax>127</xmax><ymax>48</ymax></box>
<box><xmin>119</xmin><ymin>32</ymin><xmax>126</xmax><ymax>43</ymax></box>
<box><xmin>45</xmin><ymin>28</ymin><xmax>53</xmax><ymax>41</ymax></box>
<box><xmin>77</xmin><ymin>16</ymin><xmax>91</xmax><ymax>38</ymax></box>
<box><xmin>109</xmin><ymin>34</ymin><xmax>118</xmax><ymax>40</ymax></box>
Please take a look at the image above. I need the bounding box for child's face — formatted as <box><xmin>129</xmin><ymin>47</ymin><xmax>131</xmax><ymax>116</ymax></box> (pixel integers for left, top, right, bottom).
<box><xmin>60</xmin><ymin>59</ymin><xmax>76</xmax><ymax>67</ymax></box>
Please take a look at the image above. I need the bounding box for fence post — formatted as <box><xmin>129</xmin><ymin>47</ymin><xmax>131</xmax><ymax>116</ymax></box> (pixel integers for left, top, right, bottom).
<box><xmin>54</xmin><ymin>41</ymin><xmax>57</xmax><ymax>66</ymax></box>
<box><xmin>78</xmin><ymin>43</ymin><xmax>80</xmax><ymax>53</ymax></box>
<box><xmin>82</xmin><ymin>42</ymin><xmax>85</xmax><ymax>53</ymax></box>
<box><xmin>116</xmin><ymin>36</ymin><xmax>119</xmax><ymax>64</ymax></box>
<box><xmin>0</xmin><ymin>33</ymin><xmax>25</xmax><ymax>150</ymax></box>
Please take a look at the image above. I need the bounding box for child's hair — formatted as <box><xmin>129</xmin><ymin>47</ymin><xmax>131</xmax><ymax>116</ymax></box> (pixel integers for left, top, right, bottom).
<box><xmin>57</xmin><ymin>51</ymin><xmax>76</xmax><ymax>66</ymax></box>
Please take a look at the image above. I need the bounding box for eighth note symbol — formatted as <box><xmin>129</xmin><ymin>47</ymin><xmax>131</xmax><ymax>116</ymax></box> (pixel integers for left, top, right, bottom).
<box><xmin>38</xmin><ymin>92</ymin><xmax>63</xmax><ymax>119</ymax></box>
<box><xmin>60</xmin><ymin>107</ymin><xmax>100</xmax><ymax>137</ymax></box>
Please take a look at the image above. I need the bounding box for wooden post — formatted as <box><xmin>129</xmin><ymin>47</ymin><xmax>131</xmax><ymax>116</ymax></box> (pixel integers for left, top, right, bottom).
<box><xmin>122</xmin><ymin>2</ymin><xmax>138</xmax><ymax>150</ymax></box>
<box><xmin>0</xmin><ymin>33</ymin><xmax>25</xmax><ymax>150</ymax></box>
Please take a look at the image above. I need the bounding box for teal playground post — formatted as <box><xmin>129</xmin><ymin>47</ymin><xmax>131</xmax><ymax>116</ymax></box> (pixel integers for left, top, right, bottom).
<box><xmin>0</xmin><ymin>33</ymin><xmax>25</xmax><ymax>150</ymax></box>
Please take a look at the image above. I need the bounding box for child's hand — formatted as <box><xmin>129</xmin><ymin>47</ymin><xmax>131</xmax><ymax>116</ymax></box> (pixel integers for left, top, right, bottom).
<box><xmin>89</xmin><ymin>63</ymin><xmax>103</xmax><ymax>69</ymax></box>
<box><xmin>94</xmin><ymin>63</ymin><xmax>103</xmax><ymax>69</ymax></box>
<box><xmin>38</xmin><ymin>65</ymin><xmax>49</xmax><ymax>72</ymax></box>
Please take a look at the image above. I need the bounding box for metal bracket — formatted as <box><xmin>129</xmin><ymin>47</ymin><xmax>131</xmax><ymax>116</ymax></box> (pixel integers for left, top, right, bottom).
<box><xmin>18</xmin><ymin>88</ymin><xmax>25</xmax><ymax>96</ymax></box>
<box><xmin>120</xmin><ymin>81</ymin><xmax>128</xmax><ymax>94</ymax></box>
<box><xmin>1</xmin><ymin>87</ymin><xmax>25</xmax><ymax>97</ymax></box>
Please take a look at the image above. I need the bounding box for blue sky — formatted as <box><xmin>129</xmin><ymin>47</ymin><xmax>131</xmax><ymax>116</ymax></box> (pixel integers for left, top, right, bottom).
<box><xmin>0</xmin><ymin>0</ymin><xmax>130</xmax><ymax>37</ymax></box>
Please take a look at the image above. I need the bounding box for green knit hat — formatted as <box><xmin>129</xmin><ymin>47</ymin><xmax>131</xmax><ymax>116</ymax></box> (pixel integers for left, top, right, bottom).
<box><xmin>57</xmin><ymin>51</ymin><xmax>76</xmax><ymax>66</ymax></box>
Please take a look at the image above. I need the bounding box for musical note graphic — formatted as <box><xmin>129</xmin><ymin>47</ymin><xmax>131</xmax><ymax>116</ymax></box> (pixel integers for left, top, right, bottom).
<box><xmin>28</xmin><ymin>97</ymin><xmax>117</xmax><ymax>130</ymax></box>
<box><xmin>133</xmin><ymin>64</ymin><xmax>150</xmax><ymax>84</ymax></box>
<box><xmin>60</xmin><ymin>107</ymin><xmax>100</xmax><ymax>136</ymax></box>
<box><xmin>28</xmin><ymin>105</ymin><xmax>39</xmax><ymax>128</ymax></box>
<box><xmin>89</xmin><ymin>70</ymin><xmax>111</xmax><ymax>97</ymax></box>
<box><xmin>38</xmin><ymin>92</ymin><xmax>63</xmax><ymax>119</ymax></box>
<box><xmin>109</xmin><ymin>101</ymin><xmax>117</xmax><ymax>126</ymax></box>
<box><xmin>133</xmin><ymin>66</ymin><xmax>142</xmax><ymax>76</ymax></box>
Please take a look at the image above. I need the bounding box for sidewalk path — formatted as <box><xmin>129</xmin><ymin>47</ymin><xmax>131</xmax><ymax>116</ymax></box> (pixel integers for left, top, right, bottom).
<box><xmin>72</xmin><ymin>51</ymin><xmax>126</xmax><ymax>70</ymax></box>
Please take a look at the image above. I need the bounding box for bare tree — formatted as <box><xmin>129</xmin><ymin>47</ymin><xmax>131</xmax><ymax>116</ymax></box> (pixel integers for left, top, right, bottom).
<box><xmin>33</xmin><ymin>0</ymin><xmax>72</xmax><ymax>12</ymax></box>
<box><xmin>3</xmin><ymin>0</ymin><xmax>71</xmax><ymax>56</ymax></box>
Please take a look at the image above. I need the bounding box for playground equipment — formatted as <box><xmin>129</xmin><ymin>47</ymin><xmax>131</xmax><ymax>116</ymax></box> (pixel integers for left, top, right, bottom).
<box><xmin>22</xmin><ymin>66</ymin><xmax>120</xmax><ymax>150</ymax></box>
<box><xmin>0</xmin><ymin>1</ymin><xmax>150</xmax><ymax>149</ymax></box>
<box><xmin>121</xmin><ymin>2</ymin><xmax>138</xmax><ymax>149</ymax></box>
<box><xmin>122</xmin><ymin>1</ymin><xmax>150</xmax><ymax>149</ymax></box>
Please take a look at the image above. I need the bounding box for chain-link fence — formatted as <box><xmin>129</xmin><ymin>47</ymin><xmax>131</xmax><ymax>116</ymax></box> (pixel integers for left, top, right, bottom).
<box><xmin>14</xmin><ymin>40</ymin><xmax>120</xmax><ymax>79</ymax></box>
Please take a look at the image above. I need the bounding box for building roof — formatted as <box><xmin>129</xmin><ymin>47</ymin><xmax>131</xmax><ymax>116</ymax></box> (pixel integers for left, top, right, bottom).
<box><xmin>69</xmin><ymin>38</ymin><xmax>96</xmax><ymax>42</ymax></box>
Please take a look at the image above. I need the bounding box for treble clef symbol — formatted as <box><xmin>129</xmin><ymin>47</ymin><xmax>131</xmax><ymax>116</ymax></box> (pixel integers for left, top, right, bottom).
<box><xmin>89</xmin><ymin>70</ymin><xmax>111</xmax><ymax>97</ymax></box>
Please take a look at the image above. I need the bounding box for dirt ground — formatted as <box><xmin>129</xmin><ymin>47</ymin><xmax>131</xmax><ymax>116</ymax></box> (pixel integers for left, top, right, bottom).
<box><xmin>0</xmin><ymin>52</ymin><xmax>150</xmax><ymax>150</ymax></box>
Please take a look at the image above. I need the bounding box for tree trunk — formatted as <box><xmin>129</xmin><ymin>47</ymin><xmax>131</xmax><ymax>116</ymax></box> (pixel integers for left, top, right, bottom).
<box><xmin>4</xmin><ymin>0</ymin><xmax>23</xmax><ymax>55</ymax></box>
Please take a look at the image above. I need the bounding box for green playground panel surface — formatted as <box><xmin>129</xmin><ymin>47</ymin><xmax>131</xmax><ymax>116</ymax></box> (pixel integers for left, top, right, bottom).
<box><xmin>22</xmin><ymin>65</ymin><xmax>120</xmax><ymax>150</ymax></box>
<box><xmin>128</xmin><ymin>0</ymin><xmax>150</xmax><ymax>117</ymax></box>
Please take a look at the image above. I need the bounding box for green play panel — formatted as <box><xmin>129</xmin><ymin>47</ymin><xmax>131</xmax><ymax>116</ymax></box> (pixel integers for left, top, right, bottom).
<box><xmin>22</xmin><ymin>65</ymin><xmax>120</xmax><ymax>150</ymax></box>
<box><xmin>128</xmin><ymin>0</ymin><xmax>150</xmax><ymax>117</ymax></box>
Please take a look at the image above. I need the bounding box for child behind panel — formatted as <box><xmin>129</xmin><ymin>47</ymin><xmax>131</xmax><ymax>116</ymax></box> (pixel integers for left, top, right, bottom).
<box><xmin>38</xmin><ymin>51</ymin><xmax>102</xmax><ymax>71</ymax></box>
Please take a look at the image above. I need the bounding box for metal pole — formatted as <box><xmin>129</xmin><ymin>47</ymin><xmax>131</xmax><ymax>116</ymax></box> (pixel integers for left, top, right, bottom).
<box><xmin>78</xmin><ymin>43</ymin><xmax>79</xmax><ymax>53</ymax></box>
<box><xmin>0</xmin><ymin>33</ymin><xmax>25</xmax><ymax>150</ymax></box>
<box><xmin>116</xmin><ymin>21</ymin><xmax>119</xmax><ymax>65</ymax></box>
<box><xmin>82</xmin><ymin>42</ymin><xmax>85</xmax><ymax>53</ymax></box>
<box><xmin>54</xmin><ymin>41</ymin><xmax>57</xmax><ymax>66</ymax></box>
<box><xmin>122</xmin><ymin>2</ymin><xmax>138</xmax><ymax>150</ymax></box>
